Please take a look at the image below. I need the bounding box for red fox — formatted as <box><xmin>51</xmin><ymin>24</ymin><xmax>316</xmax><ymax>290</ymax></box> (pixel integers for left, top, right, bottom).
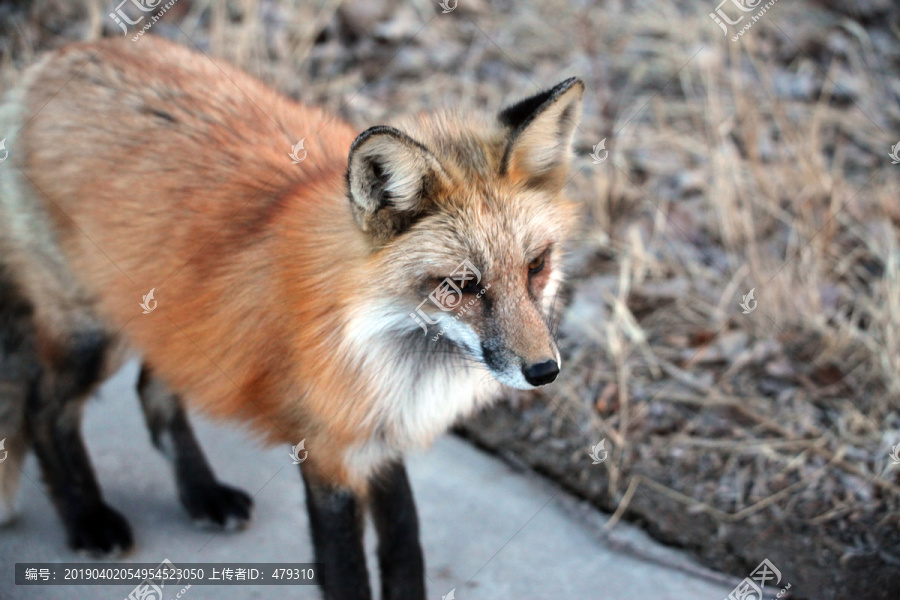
<box><xmin>0</xmin><ymin>36</ymin><xmax>583</xmax><ymax>599</ymax></box>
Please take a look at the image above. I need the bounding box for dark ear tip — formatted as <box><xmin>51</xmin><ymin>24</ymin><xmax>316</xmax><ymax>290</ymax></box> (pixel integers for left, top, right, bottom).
<box><xmin>555</xmin><ymin>77</ymin><xmax>585</xmax><ymax>94</ymax></box>
<box><xmin>348</xmin><ymin>126</ymin><xmax>435</xmax><ymax>166</ymax></box>
<box><xmin>498</xmin><ymin>77</ymin><xmax>585</xmax><ymax>129</ymax></box>
<box><xmin>349</xmin><ymin>125</ymin><xmax>406</xmax><ymax>154</ymax></box>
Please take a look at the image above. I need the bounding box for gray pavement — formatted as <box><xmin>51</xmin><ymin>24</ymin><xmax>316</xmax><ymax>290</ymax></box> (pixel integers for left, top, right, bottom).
<box><xmin>0</xmin><ymin>361</ymin><xmax>735</xmax><ymax>599</ymax></box>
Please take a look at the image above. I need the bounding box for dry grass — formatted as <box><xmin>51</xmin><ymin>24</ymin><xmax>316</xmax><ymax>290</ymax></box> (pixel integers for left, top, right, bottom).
<box><xmin>554</xmin><ymin>0</ymin><xmax>900</xmax><ymax>514</ymax></box>
<box><xmin>2</xmin><ymin>0</ymin><xmax>900</xmax><ymax>595</ymax></box>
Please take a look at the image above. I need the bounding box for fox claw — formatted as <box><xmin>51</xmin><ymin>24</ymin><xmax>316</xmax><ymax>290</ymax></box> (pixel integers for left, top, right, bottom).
<box><xmin>181</xmin><ymin>481</ymin><xmax>253</xmax><ymax>531</ymax></box>
<box><xmin>67</xmin><ymin>503</ymin><xmax>134</xmax><ymax>557</ymax></box>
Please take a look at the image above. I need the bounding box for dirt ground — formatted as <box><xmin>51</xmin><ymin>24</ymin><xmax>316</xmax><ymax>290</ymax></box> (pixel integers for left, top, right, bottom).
<box><xmin>2</xmin><ymin>0</ymin><xmax>900</xmax><ymax>598</ymax></box>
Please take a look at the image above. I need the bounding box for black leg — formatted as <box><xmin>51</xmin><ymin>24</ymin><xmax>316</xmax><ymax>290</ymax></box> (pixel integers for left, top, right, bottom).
<box><xmin>137</xmin><ymin>365</ymin><xmax>251</xmax><ymax>529</ymax></box>
<box><xmin>25</xmin><ymin>330</ymin><xmax>133</xmax><ymax>555</ymax></box>
<box><xmin>300</xmin><ymin>467</ymin><xmax>371</xmax><ymax>600</ymax></box>
<box><xmin>369</xmin><ymin>461</ymin><xmax>426</xmax><ymax>600</ymax></box>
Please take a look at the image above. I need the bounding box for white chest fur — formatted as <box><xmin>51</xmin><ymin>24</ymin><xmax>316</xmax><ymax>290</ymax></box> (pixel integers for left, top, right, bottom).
<box><xmin>340</xmin><ymin>305</ymin><xmax>503</xmax><ymax>482</ymax></box>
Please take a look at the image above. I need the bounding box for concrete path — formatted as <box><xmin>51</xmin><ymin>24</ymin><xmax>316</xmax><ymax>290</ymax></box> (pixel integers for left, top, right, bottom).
<box><xmin>0</xmin><ymin>361</ymin><xmax>735</xmax><ymax>599</ymax></box>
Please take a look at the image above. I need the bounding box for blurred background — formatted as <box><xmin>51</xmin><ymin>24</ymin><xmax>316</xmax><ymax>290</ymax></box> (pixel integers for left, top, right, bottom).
<box><xmin>2</xmin><ymin>0</ymin><xmax>900</xmax><ymax>598</ymax></box>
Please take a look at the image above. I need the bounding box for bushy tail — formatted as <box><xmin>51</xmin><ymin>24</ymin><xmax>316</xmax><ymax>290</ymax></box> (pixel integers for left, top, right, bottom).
<box><xmin>0</xmin><ymin>263</ymin><xmax>39</xmax><ymax>524</ymax></box>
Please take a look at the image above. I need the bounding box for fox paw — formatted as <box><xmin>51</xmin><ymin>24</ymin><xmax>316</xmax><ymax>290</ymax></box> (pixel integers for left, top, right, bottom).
<box><xmin>181</xmin><ymin>482</ymin><xmax>252</xmax><ymax>531</ymax></box>
<box><xmin>67</xmin><ymin>503</ymin><xmax>134</xmax><ymax>557</ymax></box>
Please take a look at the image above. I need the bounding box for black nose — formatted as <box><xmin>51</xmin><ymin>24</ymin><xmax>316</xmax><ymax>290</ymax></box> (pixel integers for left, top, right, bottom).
<box><xmin>522</xmin><ymin>359</ymin><xmax>560</xmax><ymax>386</ymax></box>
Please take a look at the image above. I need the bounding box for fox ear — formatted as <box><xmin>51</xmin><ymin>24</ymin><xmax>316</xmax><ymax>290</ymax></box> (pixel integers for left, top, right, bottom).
<box><xmin>347</xmin><ymin>126</ymin><xmax>448</xmax><ymax>241</ymax></box>
<box><xmin>499</xmin><ymin>77</ymin><xmax>584</xmax><ymax>189</ymax></box>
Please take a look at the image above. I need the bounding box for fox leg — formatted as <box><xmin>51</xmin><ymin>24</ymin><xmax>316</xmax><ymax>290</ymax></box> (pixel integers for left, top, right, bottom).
<box><xmin>26</xmin><ymin>329</ymin><xmax>134</xmax><ymax>555</ymax></box>
<box><xmin>369</xmin><ymin>460</ymin><xmax>426</xmax><ymax>600</ymax></box>
<box><xmin>300</xmin><ymin>467</ymin><xmax>372</xmax><ymax>600</ymax></box>
<box><xmin>136</xmin><ymin>365</ymin><xmax>252</xmax><ymax>529</ymax></box>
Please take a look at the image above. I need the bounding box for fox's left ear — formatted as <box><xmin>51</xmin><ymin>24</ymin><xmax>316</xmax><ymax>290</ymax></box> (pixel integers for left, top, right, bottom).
<box><xmin>499</xmin><ymin>77</ymin><xmax>584</xmax><ymax>189</ymax></box>
<box><xmin>347</xmin><ymin>126</ymin><xmax>449</xmax><ymax>242</ymax></box>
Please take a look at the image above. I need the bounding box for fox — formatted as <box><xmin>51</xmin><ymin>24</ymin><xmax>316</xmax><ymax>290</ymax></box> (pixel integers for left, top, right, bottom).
<box><xmin>0</xmin><ymin>36</ymin><xmax>583</xmax><ymax>600</ymax></box>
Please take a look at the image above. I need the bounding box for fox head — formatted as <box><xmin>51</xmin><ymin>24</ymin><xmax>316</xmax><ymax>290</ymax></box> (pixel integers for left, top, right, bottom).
<box><xmin>346</xmin><ymin>78</ymin><xmax>583</xmax><ymax>389</ymax></box>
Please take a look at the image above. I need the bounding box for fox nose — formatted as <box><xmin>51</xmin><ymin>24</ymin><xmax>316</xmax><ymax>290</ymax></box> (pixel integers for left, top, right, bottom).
<box><xmin>522</xmin><ymin>359</ymin><xmax>560</xmax><ymax>387</ymax></box>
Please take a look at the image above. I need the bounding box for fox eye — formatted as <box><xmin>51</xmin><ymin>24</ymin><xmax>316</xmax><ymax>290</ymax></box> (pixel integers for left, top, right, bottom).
<box><xmin>456</xmin><ymin>277</ymin><xmax>480</xmax><ymax>294</ymax></box>
<box><xmin>528</xmin><ymin>253</ymin><xmax>546</xmax><ymax>275</ymax></box>
<box><xmin>433</xmin><ymin>275</ymin><xmax>480</xmax><ymax>294</ymax></box>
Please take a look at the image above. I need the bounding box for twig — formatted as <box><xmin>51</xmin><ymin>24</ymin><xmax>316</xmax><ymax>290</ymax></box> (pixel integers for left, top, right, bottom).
<box><xmin>604</xmin><ymin>475</ymin><xmax>641</xmax><ymax>532</ymax></box>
